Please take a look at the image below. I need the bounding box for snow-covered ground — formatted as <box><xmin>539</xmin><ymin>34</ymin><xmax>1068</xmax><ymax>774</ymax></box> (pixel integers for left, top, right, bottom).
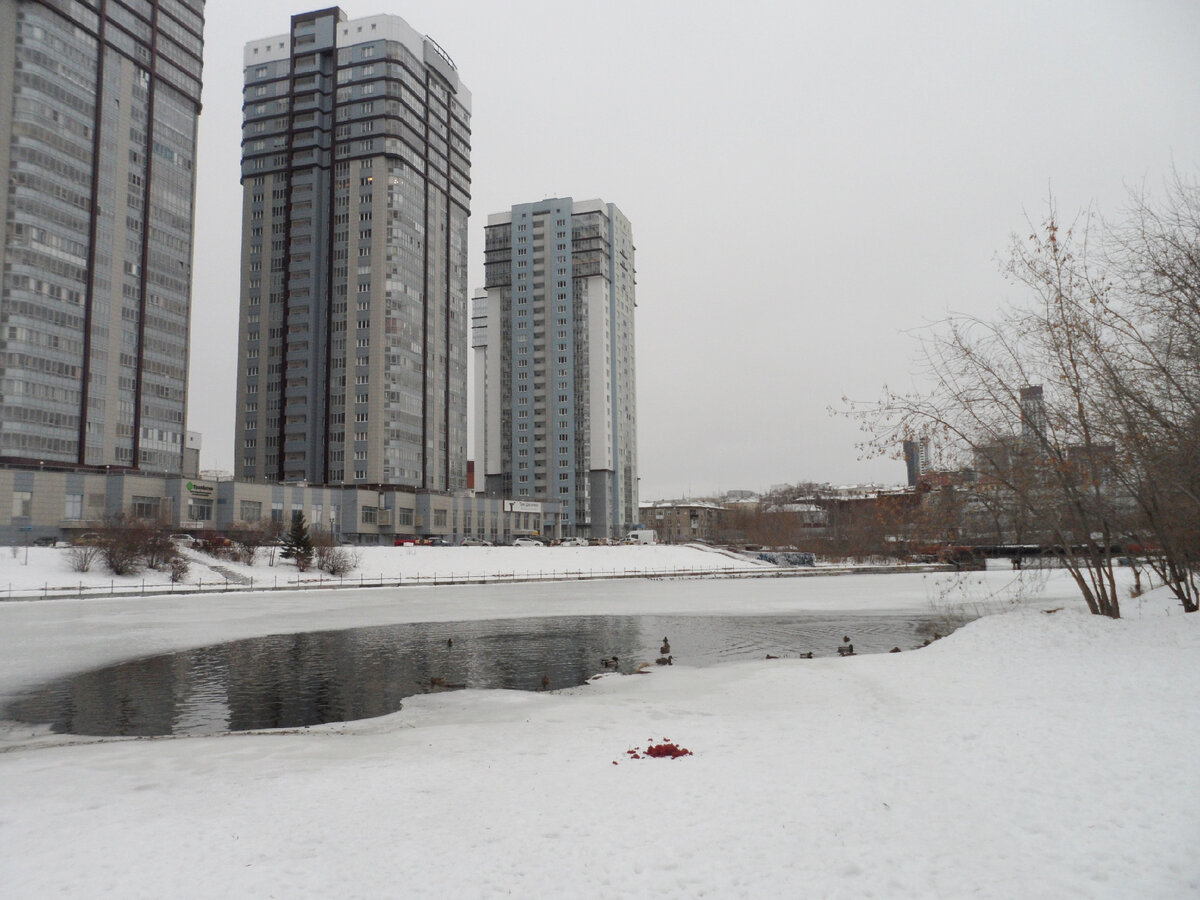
<box><xmin>0</xmin><ymin>543</ymin><xmax>772</xmax><ymax>597</ymax></box>
<box><xmin>0</xmin><ymin>562</ymin><xmax>1196</xmax><ymax>897</ymax></box>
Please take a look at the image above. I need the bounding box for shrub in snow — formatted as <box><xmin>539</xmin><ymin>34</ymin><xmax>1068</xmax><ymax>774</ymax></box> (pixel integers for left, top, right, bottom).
<box><xmin>68</xmin><ymin>544</ymin><xmax>100</xmax><ymax>573</ymax></box>
<box><xmin>170</xmin><ymin>556</ymin><xmax>190</xmax><ymax>583</ymax></box>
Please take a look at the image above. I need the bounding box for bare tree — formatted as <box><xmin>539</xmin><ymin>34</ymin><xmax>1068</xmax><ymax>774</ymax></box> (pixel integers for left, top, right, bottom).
<box><xmin>852</xmin><ymin>211</ymin><xmax>1124</xmax><ymax>614</ymax></box>
<box><xmin>99</xmin><ymin>515</ymin><xmax>145</xmax><ymax>577</ymax></box>
<box><xmin>852</xmin><ymin>179</ymin><xmax>1200</xmax><ymax>617</ymax></box>
<box><xmin>141</xmin><ymin>520</ymin><xmax>177</xmax><ymax>571</ymax></box>
<box><xmin>1096</xmin><ymin>174</ymin><xmax>1200</xmax><ymax>610</ymax></box>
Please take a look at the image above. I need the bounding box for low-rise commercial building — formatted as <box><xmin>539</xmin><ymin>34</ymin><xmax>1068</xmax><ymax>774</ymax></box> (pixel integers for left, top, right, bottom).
<box><xmin>1</xmin><ymin>465</ymin><xmax>560</xmax><ymax>546</ymax></box>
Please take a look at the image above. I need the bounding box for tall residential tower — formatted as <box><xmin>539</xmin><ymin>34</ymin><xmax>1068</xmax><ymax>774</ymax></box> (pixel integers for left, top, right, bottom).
<box><xmin>474</xmin><ymin>198</ymin><xmax>637</xmax><ymax>539</ymax></box>
<box><xmin>234</xmin><ymin>8</ymin><xmax>470</xmax><ymax>489</ymax></box>
<box><xmin>0</xmin><ymin>0</ymin><xmax>205</xmax><ymax>472</ymax></box>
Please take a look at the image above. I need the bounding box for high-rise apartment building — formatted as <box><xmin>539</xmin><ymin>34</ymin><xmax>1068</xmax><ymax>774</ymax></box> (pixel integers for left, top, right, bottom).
<box><xmin>234</xmin><ymin>8</ymin><xmax>470</xmax><ymax>490</ymax></box>
<box><xmin>903</xmin><ymin>438</ymin><xmax>930</xmax><ymax>487</ymax></box>
<box><xmin>474</xmin><ymin>198</ymin><xmax>637</xmax><ymax>539</ymax></box>
<box><xmin>0</xmin><ymin>0</ymin><xmax>205</xmax><ymax>472</ymax></box>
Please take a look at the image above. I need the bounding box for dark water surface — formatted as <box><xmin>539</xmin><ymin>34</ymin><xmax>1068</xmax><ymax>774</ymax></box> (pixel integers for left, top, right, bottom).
<box><xmin>5</xmin><ymin>612</ymin><xmax>954</xmax><ymax>737</ymax></box>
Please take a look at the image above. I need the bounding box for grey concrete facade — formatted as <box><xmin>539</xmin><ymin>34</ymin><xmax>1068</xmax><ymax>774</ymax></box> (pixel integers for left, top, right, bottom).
<box><xmin>0</xmin><ymin>463</ymin><xmax>561</xmax><ymax>546</ymax></box>
<box><xmin>0</xmin><ymin>0</ymin><xmax>205</xmax><ymax>474</ymax></box>
<box><xmin>474</xmin><ymin>198</ymin><xmax>638</xmax><ymax>539</ymax></box>
<box><xmin>234</xmin><ymin>9</ymin><xmax>470</xmax><ymax>491</ymax></box>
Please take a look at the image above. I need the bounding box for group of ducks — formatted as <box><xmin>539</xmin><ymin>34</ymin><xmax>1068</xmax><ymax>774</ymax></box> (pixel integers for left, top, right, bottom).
<box><xmin>599</xmin><ymin>637</ymin><xmax>674</xmax><ymax>674</ymax></box>
<box><xmin>767</xmin><ymin>636</ymin><xmax>861</xmax><ymax>659</ymax></box>
<box><xmin>441</xmin><ymin>631</ymin><xmax>909</xmax><ymax>694</ymax></box>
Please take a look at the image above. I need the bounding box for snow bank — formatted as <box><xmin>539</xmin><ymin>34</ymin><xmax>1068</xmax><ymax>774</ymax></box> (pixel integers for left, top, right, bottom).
<box><xmin>0</xmin><ymin>574</ymin><xmax>1196</xmax><ymax>897</ymax></box>
<box><xmin>0</xmin><ymin>543</ymin><xmax>770</xmax><ymax>597</ymax></box>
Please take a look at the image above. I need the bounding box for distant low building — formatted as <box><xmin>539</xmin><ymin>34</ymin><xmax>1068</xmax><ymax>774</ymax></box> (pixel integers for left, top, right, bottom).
<box><xmin>640</xmin><ymin>500</ymin><xmax>724</xmax><ymax>544</ymax></box>
<box><xmin>0</xmin><ymin>464</ymin><xmax>562</xmax><ymax>546</ymax></box>
<box><xmin>765</xmin><ymin>502</ymin><xmax>827</xmax><ymax>529</ymax></box>
<box><xmin>725</xmin><ymin>490</ymin><xmax>759</xmax><ymax>501</ymax></box>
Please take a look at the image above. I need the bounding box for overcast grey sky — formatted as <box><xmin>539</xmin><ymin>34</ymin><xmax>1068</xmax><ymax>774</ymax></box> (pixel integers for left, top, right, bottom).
<box><xmin>188</xmin><ymin>0</ymin><xmax>1200</xmax><ymax>499</ymax></box>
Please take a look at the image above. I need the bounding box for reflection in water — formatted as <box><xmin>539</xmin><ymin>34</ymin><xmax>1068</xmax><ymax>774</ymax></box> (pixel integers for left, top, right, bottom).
<box><xmin>5</xmin><ymin>612</ymin><xmax>954</xmax><ymax>738</ymax></box>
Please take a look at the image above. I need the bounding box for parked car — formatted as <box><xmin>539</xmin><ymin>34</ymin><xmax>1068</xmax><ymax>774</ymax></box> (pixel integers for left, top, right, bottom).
<box><xmin>512</xmin><ymin>537</ymin><xmax>544</xmax><ymax>547</ymax></box>
<box><xmin>461</xmin><ymin>537</ymin><xmax>492</xmax><ymax>547</ymax></box>
<box><xmin>31</xmin><ymin>536</ymin><xmax>58</xmax><ymax>547</ymax></box>
<box><xmin>75</xmin><ymin>533</ymin><xmax>103</xmax><ymax>545</ymax></box>
<box><xmin>169</xmin><ymin>533</ymin><xmax>196</xmax><ymax>547</ymax></box>
<box><xmin>558</xmin><ymin>537</ymin><xmax>588</xmax><ymax>547</ymax></box>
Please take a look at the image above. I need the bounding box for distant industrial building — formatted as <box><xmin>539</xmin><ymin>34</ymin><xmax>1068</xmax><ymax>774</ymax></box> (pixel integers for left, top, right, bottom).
<box><xmin>1020</xmin><ymin>385</ymin><xmax>1047</xmax><ymax>446</ymax></box>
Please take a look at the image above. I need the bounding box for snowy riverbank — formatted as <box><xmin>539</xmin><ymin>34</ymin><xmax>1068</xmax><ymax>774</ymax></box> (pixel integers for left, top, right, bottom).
<box><xmin>0</xmin><ymin>569</ymin><xmax>1196</xmax><ymax>897</ymax></box>
<box><xmin>0</xmin><ymin>543</ymin><xmax>774</xmax><ymax>599</ymax></box>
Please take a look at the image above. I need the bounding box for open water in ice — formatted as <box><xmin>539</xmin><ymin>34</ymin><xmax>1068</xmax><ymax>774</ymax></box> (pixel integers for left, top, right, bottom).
<box><xmin>4</xmin><ymin>610</ymin><xmax>960</xmax><ymax>737</ymax></box>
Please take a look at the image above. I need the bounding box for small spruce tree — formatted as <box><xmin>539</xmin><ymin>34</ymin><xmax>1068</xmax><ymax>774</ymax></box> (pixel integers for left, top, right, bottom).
<box><xmin>283</xmin><ymin>511</ymin><xmax>315</xmax><ymax>571</ymax></box>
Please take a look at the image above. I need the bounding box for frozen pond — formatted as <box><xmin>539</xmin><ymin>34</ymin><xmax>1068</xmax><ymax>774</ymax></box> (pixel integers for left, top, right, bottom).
<box><xmin>4</xmin><ymin>611</ymin><xmax>958</xmax><ymax>737</ymax></box>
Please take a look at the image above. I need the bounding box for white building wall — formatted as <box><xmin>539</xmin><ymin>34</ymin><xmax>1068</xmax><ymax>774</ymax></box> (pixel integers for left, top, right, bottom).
<box><xmin>585</xmin><ymin>274</ymin><xmax>614</xmax><ymax>470</ymax></box>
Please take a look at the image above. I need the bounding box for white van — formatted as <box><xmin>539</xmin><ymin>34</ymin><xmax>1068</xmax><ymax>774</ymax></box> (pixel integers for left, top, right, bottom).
<box><xmin>622</xmin><ymin>529</ymin><xmax>657</xmax><ymax>545</ymax></box>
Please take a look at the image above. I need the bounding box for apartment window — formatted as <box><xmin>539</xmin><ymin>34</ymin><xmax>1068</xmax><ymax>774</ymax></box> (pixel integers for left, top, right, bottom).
<box><xmin>361</xmin><ymin>506</ymin><xmax>378</xmax><ymax>525</ymax></box>
<box><xmin>12</xmin><ymin>491</ymin><xmax>32</xmax><ymax>519</ymax></box>
<box><xmin>188</xmin><ymin>498</ymin><xmax>213</xmax><ymax>522</ymax></box>
<box><xmin>64</xmin><ymin>493</ymin><xmax>83</xmax><ymax>520</ymax></box>
<box><xmin>434</xmin><ymin>509</ymin><xmax>447</xmax><ymax>527</ymax></box>
<box><xmin>240</xmin><ymin>500</ymin><xmax>263</xmax><ymax>521</ymax></box>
